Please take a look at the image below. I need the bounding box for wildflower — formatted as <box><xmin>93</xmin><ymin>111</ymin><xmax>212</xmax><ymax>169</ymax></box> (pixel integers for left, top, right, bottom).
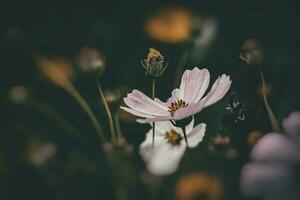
<box><xmin>240</xmin><ymin>112</ymin><xmax>300</xmax><ymax>200</ymax></box>
<box><xmin>239</xmin><ymin>38</ymin><xmax>264</xmax><ymax>66</ymax></box>
<box><xmin>176</xmin><ymin>172</ymin><xmax>223</xmax><ymax>200</ymax></box>
<box><xmin>139</xmin><ymin>119</ymin><xmax>206</xmax><ymax>175</ymax></box>
<box><xmin>36</xmin><ymin>56</ymin><xmax>73</xmax><ymax>88</ymax></box>
<box><xmin>141</xmin><ymin>48</ymin><xmax>167</xmax><ymax>77</ymax></box>
<box><xmin>145</xmin><ymin>7</ymin><xmax>194</xmax><ymax>44</ymax></box>
<box><xmin>121</xmin><ymin>67</ymin><xmax>231</xmax><ymax>124</ymax></box>
<box><xmin>76</xmin><ymin>46</ymin><xmax>106</xmax><ymax>76</ymax></box>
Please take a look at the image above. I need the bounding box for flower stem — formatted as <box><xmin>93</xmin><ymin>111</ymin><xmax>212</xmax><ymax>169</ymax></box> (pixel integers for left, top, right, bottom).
<box><xmin>32</xmin><ymin>100</ymin><xmax>80</xmax><ymax>138</ymax></box>
<box><xmin>97</xmin><ymin>81</ymin><xmax>117</xmax><ymax>142</ymax></box>
<box><xmin>259</xmin><ymin>69</ymin><xmax>281</xmax><ymax>132</ymax></box>
<box><xmin>152</xmin><ymin>78</ymin><xmax>156</xmax><ymax>146</ymax></box>
<box><xmin>63</xmin><ymin>82</ymin><xmax>106</xmax><ymax>144</ymax></box>
<box><xmin>114</xmin><ymin>112</ymin><xmax>123</xmax><ymax>139</ymax></box>
<box><xmin>181</xmin><ymin>126</ymin><xmax>188</xmax><ymax>147</ymax></box>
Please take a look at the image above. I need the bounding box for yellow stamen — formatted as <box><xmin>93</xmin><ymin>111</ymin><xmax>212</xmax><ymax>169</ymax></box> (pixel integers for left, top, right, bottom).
<box><xmin>165</xmin><ymin>129</ymin><xmax>182</xmax><ymax>145</ymax></box>
<box><xmin>168</xmin><ymin>100</ymin><xmax>188</xmax><ymax>116</ymax></box>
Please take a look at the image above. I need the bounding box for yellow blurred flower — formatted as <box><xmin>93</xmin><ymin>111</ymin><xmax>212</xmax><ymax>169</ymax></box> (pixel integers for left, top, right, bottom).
<box><xmin>145</xmin><ymin>7</ymin><xmax>194</xmax><ymax>44</ymax></box>
<box><xmin>26</xmin><ymin>141</ymin><xmax>57</xmax><ymax>167</ymax></box>
<box><xmin>7</xmin><ymin>85</ymin><xmax>31</xmax><ymax>104</ymax></box>
<box><xmin>247</xmin><ymin>130</ymin><xmax>263</xmax><ymax>147</ymax></box>
<box><xmin>36</xmin><ymin>56</ymin><xmax>74</xmax><ymax>88</ymax></box>
<box><xmin>176</xmin><ymin>172</ymin><xmax>223</xmax><ymax>200</ymax></box>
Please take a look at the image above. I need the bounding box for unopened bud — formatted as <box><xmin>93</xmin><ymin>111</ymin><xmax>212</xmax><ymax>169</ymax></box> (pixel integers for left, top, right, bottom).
<box><xmin>240</xmin><ymin>39</ymin><xmax>264</xmax><ymax>66</ymax></box>
<box><xmin>141</xmin><ymin>48</ymin><xmax>167</xmax><ymax>77</ymax></box>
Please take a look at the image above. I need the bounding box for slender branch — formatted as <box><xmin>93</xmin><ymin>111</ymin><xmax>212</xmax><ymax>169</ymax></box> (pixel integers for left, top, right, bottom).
<box><xmin>259</xmin><ymin>69</ymin><xmax>281</xmax><ymax>132</ymax></box>
<box><xmin>114</xmin><ymin>112</ymin><xmax>123</xmax><ymax>139</ymax></box>
<box><xmin>152</xmin><ymin>78</ymin><xmax>156</xmax><ymax>146</ymax></box>
<box><xmin>63</xmin><ymin>82</ymin><xmax>106</xmax><ymax>144</ymax></box>
<box><xmin>97</xmin><ymin>81</ymin><xmax>117</xmax><ymax>142</ymax></box>
<box><xmin>181</xmin><ymin>126</ymin><xmax>188</xmax><ymax>147</ymax></box>
<box><xmin>32</xmin><ymin>100</ymin><xmax>80</xmax><ymax>137</ymax></box>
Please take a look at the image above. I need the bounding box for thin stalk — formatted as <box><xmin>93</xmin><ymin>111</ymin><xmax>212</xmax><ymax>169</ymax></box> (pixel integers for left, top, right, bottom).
<box><xmin>152</xmin><ymin>78</ymin><xmax>156</xmax><ymax>146</ymax></box>
<box><xmin>32</xmin><ymin>100</ymin><xmax>80</xmax><ymax>137</ymax></box>
<box><xmin>114</xmin><ymin>112</ymin><xmax>123</xmax><ymax>139</ymax></box>
<box><xmin>181</xmin><ymin>126</ymin><xmax>188</xmax><ymax>147</ymax></box>
<box><xmin>97</xmin><ymin>81</ymin><xmax>117</xmax><ymax>142</ymax></box>
<box><xmin>259</xmin><ymin>69</ymin><xmax>281</xmax><ymax>132</ymax></box>
<box><xmin>63</xmin><ymin>82</ymin><xmax>106</xmax><ymax>144</ymax></box>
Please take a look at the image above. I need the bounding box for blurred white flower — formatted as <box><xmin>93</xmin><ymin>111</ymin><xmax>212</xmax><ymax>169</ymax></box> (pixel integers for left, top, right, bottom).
<box><xmin>139</xmin><ymin>119</ymin><xmax>206</xmax><ymax>175</ymax></box>
<box><xmin>121</xmin><ymin>67</ymin><xmax>231</xmax><ymax>123</ymax></box>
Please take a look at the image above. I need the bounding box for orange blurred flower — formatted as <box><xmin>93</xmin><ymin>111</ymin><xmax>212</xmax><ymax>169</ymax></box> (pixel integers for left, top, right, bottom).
<box><xmin>36</xmin><ymin>56</ymin><xmax>74</xmax><ymax>88</ymax></box>
<box><xmin>176</xmin><ymin>172</ymin><xmax>223</xmax><ymax>200</ymax></box>
<box><xmin>145</xmin><ymin>7</ymin><xmax>194</xmax><ymax>44</ymax></box>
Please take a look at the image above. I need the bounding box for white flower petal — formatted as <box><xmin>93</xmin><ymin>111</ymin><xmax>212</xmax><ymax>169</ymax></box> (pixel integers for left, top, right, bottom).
<box><xmin>139</xmin><ymin>130</ymin><xmax>166</xmax><ymax>161</ymax></box>
<box><xmin>120</xmin><ymin>106</ymin><xmax>154</xmax><ymax>118</ymax></box>
<box><xmin>186</xmin><ymin>123</ymin><xmax>206</xmax><ymax>148</ymax></box>
<box><xmin>179</xmin><ymin>68</ymin><xmax>210</xmax><ymax>104</ymax></box>
<box><xmin>200</xmin><ymin>74</ymin><xmax>231</xmax><ymax>108</ymax></box>
<box><xmin>124</xmin><ymin>90</ymin><xmax>169</xmax><ymax>116</ymax></box>
<box><xmin>146</xmin><ymin>144</ymin><xmax>186</xmax><ymax>176</ymax></box>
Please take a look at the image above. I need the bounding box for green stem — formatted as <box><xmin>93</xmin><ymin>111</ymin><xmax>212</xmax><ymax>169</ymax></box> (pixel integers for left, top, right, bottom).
<box><xmin>32</xmin><ymin>100</ymin><xmax>80</xmax><ymax>137</ymax></box>
<box><xmin>97</xmin><ymin>81</ymin><xmax>117</xmax><ymax>142</ymax></box>
<box><xmin>152</xmin><ymin>78</ymin><xmax>156</xmax><ymax>146</ymax></box>
<box><xmin>114</xmin><ymin>112</ymin><xmax>123</xmax><ymax>139</ymax></box>
<box><xmin>63</xmin><ymin>82</ymin><xmax>106</xmax><ymax>144</ymax></box>
<box><xmin>259</xmin><ymin>69</ymin><xmax>281</xmax><ymax>132</ymax></box>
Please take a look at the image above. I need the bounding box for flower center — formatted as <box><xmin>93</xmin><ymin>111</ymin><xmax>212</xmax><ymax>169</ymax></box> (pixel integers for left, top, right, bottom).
<box><xmin>165</xmin><ymin>129</ymin><xmax>183</xmax><ymax>145</ymax></box>
<box><xmin>168</xmin><ymin>100</ymin><xmax>188</xmax><ymax>116</ymax></box>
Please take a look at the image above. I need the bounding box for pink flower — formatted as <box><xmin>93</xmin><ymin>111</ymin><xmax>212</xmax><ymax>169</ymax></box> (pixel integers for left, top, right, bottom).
<box><xmin>120</xmin><ymin>67</ymin><xmax>231</xmax><ymax>123</ymax></box>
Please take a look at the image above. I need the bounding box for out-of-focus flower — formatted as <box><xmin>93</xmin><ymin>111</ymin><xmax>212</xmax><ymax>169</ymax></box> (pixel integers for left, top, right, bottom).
<box><xmin>239</xmin><ymin>38</ymin><xmax>264</xmax><ymax>66</ymax></box>
<box><xmin>212</xmin><ymin>134</ymin><xmax>230</xmax><ymax>147</ymax></box>
<box><xmin>189</xmin><ymin>17</ymin><xmax>218</xmax><ymax>64</ymax></box>
<box><xmin>26</xmin><ymin>141</ymin><xmax>57</xmax><ymax>167</ymax></box>
<box><xmin>176</xmin><ymin>172</ymin><xmax>223</xmax><ymax>200</ymax></box>
<box><xmin>141</xmin><ymin>48</ymin><xmax>167</xmax><ymax>77</ymax></box>
<box><xmin>240</xmin><ymin>112</ymin><xmax>300</xmax><ymax>200</ymax></box>
<box><xmin>121</xmin><ymin>67</ymin><xmax>231</xmax><ymax>124</ymax></box>
<box><xmin>7</xmin><ymin>85</ymin><xmax>31</xmax><ymax>104</ymax></box>
<box><xmin>76</xmin><ymin>46</ymin><xmax>106</xmax><ymax>76</ymax></box>
<box><xmin>145</xmin><ymin>7</ymin><xmax>194</xmax><ymax>44</ymax></box>
<box><xmin>36</xmin><ymin>56</ymin><xmax>74</xmax><ymax>88</ymax></box>
<box><xmin>247</xmin><ymin>130</ymin><xmax>263</xmax><ymax>147</ymax></box>
<box><xmin>140</xmin><ymin>119</ymin><xmax>206</xmax><ymax>175</ymax></box>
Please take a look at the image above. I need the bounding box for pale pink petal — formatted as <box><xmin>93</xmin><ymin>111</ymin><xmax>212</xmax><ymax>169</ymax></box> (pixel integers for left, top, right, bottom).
<box><xmin>137</xmin><ymin>116</ymin><xmax>173</xmax><ymax>123</ymax></box>
<box><xmin>200</xmin><ymin>74</ymin><xmax>231</xmax><ymax>108</ymax></box>
<box><xmin>124</xmin><ymin>90</ymin><xmax>169</xmax><ymax>116</ymax></box>
<box><xmin>250</xmin><ymin>133</ymin><xmax>300</xmax><ymax>163</ymax></box>
<box><xmin>120</xmin><ymin>106</ymin><xmax>154</xmax><ymax>118</ymax></box>
<box><xmin>179</xmin><ymin>68</ymin><xmax>210</xmax><ymax>104</ymax></box>
<box><xmin>186</xmin><ymin>123</ymin><xmax>206</xmax><ymax>148</ymax></box>
<box><xmin>240</xmin><ymin>163</ymin><xmax>294</xmax><ymax>196</ymax></box>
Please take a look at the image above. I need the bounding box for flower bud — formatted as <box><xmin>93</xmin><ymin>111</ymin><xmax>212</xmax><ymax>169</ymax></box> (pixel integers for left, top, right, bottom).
<box><xmin>76</xmin><ymin>46</ymin><xmax>106</xmax><ymax>76</ymax></box>
<box><xmin>240</xmin><ymin>38</ymin><xmax>264</xmax><ymax>66</ymax></box>
<box><xmin>36</xmin><ymin>56</ymin><xmax>73</xmax><ymax>88</ymax></box>
<box><xmin>141</xmin><ymin>48</ymin><xmax>167</xmax><ymax>77</ymax></box>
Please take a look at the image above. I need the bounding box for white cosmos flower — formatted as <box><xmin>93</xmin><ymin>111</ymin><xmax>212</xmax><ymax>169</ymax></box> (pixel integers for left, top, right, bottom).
<box><xmin>139</xmin><ymin>118</ymin><xmax>206</xmax><ymax>175</ymax></box>
<box><xmin>120</xmin><ymin>67</ymin><xmax>231</xmax><ymax>123</ymax></box>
